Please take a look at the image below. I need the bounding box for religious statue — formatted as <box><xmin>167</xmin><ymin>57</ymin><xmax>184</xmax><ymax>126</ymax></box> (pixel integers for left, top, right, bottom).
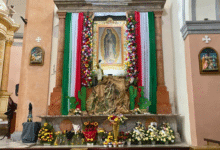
<box><xmin>104</xmin><ymin>29</ymin><xmax>116</xmax><ymax>63</ymax></box>
<box><xmin>27</xmin><ymin>103</ymin><xmax>33</xmax><ymax>122</ymax></box>
<box><xmin>96</xmin><ymin>60</ymin><xmax>104</xmax><ymax>83</ymax></box>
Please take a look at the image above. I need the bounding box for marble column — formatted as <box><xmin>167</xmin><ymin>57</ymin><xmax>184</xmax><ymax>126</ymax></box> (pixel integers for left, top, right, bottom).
<box><xmin>48</xmin><ymin>12</ymin><xmax>66</xmax><ymax>116</ymax></box>
<box><xmin>154</xmin><ymin>11</ymin><xmax>172</xmax><ymax>114</ymax></box>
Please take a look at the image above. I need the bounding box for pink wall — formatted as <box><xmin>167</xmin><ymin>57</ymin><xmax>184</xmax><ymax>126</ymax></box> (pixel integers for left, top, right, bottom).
<box><xmin>185</xmin><ymin>34</ymin><xmax>220</xmax><ymax>146</ymax></box>
<box><xmin>15</xmin><ymin>0</ymin><xmax>54</xmax><ymax>131</ymax></box>
<box><xmin>8</xmin><ymin>39</ymin><xmax>23</xmax><ymax>103</ymax></box>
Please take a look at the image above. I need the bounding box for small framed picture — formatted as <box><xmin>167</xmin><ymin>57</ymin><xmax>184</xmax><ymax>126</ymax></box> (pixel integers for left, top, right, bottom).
<box><xmin>30</xmin><ymin>47</ymin><xmax>44</xmax><ymax>66</ymax></box>
<box><xmin>199</xmin><ymin>48</ymin><xmax>219</xmax><ymax>74</ymax></box>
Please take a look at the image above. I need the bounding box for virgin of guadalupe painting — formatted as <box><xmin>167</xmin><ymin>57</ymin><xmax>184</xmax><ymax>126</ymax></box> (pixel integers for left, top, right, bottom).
<box><xmin>30</xmin><ymin>47</ymin><xmax>44</xmax><ymax>66</ymax></box>
<box><xmin>104</xmin><ymin>29</ymin><xmax>116</xmax><ymax>63</ymax></box>
<box><xmin>100</xmin><ymin>27</ymin><xmax>121</xmax><ymax>64</ymax></box>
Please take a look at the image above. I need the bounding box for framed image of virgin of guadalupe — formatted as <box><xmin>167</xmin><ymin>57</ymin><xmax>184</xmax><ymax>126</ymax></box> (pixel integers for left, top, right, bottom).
<box><xmin>199</xmin><ymin>48</ymin><xmax>219</xmax><ymax>74</ymax></box>
<box><xmin>30</xmin><ymin>47</ymin><xmax>44</xmax><ymax>66</ymax></box>
<box><xmin>96</xmin><ymin>25</ymin><xmax>125</xmax><ymax>69</ymax></box>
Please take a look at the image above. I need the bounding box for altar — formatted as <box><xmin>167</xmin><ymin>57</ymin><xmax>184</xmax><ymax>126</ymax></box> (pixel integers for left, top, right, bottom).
<box><xmin>35</xmin><ymin>0</ymin><xmax>185</xmax><ymax>148</ymax></box>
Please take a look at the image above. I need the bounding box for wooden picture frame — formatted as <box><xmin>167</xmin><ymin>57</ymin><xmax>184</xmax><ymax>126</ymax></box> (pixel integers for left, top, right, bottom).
<box><xmin>199</xmin><ymin>47</ymin><xmax>219</xmax><ymax>74</ymax></box>
<box><xmin>29</xmin><ymin>46</ymin><xmax>44</xmax><ymax>66</ymax></box>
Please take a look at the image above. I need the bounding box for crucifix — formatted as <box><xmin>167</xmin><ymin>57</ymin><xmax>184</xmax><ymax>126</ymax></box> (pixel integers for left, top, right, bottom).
<box><xmin>202</xmin><ymin>35</ymin><xmax>211</xmax><ymax>44</ymax></box>
<box><xmin>36</xmin><ymin>37</ymin><xmax>41</xmax><ymax>43</ymax></box>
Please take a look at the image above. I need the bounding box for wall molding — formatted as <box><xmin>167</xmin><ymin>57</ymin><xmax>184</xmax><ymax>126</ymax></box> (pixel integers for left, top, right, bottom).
<box><xmin>54</xmin><ymin>0</ymin><xmax>167</xmax><ymax>12</ymax></box>
<box><xmin>14</xmin><ymin>33</ymin><xmax>23</xmax><ymax>39</ymax></box>
<box><xmin>181</xmin><ymin>20</ymin><xmax>220</xmax><ymax>39</ymax></box>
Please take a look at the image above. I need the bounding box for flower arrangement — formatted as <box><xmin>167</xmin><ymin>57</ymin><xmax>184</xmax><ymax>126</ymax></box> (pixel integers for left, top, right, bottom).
<box><xmin>81</xmin><ymin>14</ymin><xmax>93</xmax><ymax>87</ymax></box>
<box><xmin>133</xmin><ymin>108</ymin><xmax>141</xmax><ymax>114</ymax></box>
<box><xmin>38</xmin><ymin>122</ymin><xmax>55</xmax><ymax>145</ymax></box>
<box><xmin>74</xmin><ymin>108</ymin><xmax>81</xmax><ymax>115</ymax></box>
<box><xmin>125</xmin><ymin>15</ymin><xmax>138</xmax><ymax>83</ymax></box>
<box><xmin>131</xmin><ymin>122</ymin><xmax>146</xmax><ymax>144</ymax></box>
<box><xmin>82</xmin><ymin>121</ymin><xmax>98</xmax><ymax>143</ymax></box>
<box><xmin>108</xmin><ymin>114</ymin><xmax>128</xmax><ymax>124</ymax></box>
<box><xmin>158</xmin><ymin>123</ymin><xmax>175</xmax><ymax>144</ymax></box>
<box><xmin>147</xmin><ymin>125</ymin><xmax>159</xmax><ymax>143</ymax></box>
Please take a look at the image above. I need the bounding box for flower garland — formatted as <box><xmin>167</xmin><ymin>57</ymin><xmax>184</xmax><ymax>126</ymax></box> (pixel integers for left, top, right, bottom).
<box><xmin>125</xmin><ymin>15</ymin><xmax>138</xmax><ymax>83</ymax></box>
<box><xmin>81</xmin><ymin>15</ymin><xmax>93</xmax><ymax>87</ymax></box>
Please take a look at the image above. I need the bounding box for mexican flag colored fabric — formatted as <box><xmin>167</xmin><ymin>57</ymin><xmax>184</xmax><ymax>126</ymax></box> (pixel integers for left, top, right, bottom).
<box><xmin>62</xmin><ymin>13</ymin><xmax>83</xmax><ymax>115</ymax></box>
<box><xmin>135</xmin><ymin>12</ymin><xmax>157</xmax><ymax>114</ymax></box>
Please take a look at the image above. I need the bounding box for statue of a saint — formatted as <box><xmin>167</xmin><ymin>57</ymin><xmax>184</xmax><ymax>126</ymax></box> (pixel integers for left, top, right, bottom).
<box><xmin>96</xmin><ymin>60</ymin><xmax>104</xmax><ymax>83</ymax></box>
<box><xmin>104</xmin><ymin>29</ymin><xmax>116</xmax><ymax>63</ymax></box>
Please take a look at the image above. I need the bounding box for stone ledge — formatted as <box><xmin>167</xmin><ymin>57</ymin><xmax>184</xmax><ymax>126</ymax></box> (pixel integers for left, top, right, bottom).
<box><xmin>54</xmin><ymin>0</ymin><xmax>166</xmax><ymax>12</ymax></box>
<box><xmin>181</xmin><ymin>21</ymin><xmax>220</xmax><ymax>40</ymax></box>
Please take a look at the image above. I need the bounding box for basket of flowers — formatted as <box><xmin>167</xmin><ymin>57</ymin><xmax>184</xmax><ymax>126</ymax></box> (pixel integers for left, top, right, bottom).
<box><xmin>38</xmin><ymin>122</ymin><xmax>55</xmax><ymax>145</ymax></box>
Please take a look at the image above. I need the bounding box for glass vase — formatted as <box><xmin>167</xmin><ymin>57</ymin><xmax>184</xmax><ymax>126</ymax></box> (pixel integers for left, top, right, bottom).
<box><xmin>151</xmin><ymin>141</ymin><xmax>156</xmax><ymax>145</ymax></box>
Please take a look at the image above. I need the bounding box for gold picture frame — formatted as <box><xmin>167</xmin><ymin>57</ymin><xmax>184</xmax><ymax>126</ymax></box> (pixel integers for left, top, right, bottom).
<box><xmin>93</xmin><ymin>18</ymin><xmax>126</xmax><ymax>71</ymax></box>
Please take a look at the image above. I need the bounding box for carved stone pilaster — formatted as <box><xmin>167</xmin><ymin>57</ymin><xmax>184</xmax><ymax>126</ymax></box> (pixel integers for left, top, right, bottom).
<box><xmin>48</xmin><ymin>12</ymin><xmax>66</xmax><ymax>116</ymax></box>
<box><xmin>154</xmin><ymin>11</ymin><xmax>172</xmax><ymax>114</ymax></box>
<box><xmin>1</xmin><ymin>39</ymin><xmax>13</xmax><ymax>92</ymax></box>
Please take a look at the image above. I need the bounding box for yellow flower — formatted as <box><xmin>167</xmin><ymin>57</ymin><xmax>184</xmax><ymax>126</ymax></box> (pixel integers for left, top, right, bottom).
<box><xmin>151</xmin><ymin>138</ymin><xmax>153</xmax><ymax>141</ymax></box>
<box><xmin>84</xmin><ymin>122</ymin><xmax>89</xmax><ymax>126</ymax></box>
<box><xmin>94</xmin><ymin>122</ymin><xmax>98</xmax><ymax>126</ymax></box>
<box><xmin>114</xmin><ymin>117</ymin><xmax>119</xmax><ymax>122</ymax></box>
<box><xmin>45</xmin><ymin>129</ymin><xmax>48</xmax><ymax>132</ymax></box>
<box><xmin>44</xmin><ymin>123</ymin><xmax>48</xmax><ymax>126</ymax></box>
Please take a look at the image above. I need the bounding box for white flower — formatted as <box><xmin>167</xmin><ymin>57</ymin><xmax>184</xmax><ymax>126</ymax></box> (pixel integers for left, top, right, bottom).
<box><xmin>168</xmin><ymin>137</ymin><xmax>171</xmax><ymax>140</ymax></box>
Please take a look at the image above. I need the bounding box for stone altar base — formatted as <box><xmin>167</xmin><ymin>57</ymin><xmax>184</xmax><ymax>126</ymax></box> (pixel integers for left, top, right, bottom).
<box><xmin>38</xmin><ymin>114</ymin><xmax>182</xmax><ymax>143</ymax></box>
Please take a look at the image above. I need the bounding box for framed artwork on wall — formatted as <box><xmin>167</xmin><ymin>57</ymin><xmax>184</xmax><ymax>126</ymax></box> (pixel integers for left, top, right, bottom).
<box><xmin>30</xmin><ymin>47</ymin><xmax>44</xmax><ymax>66</ymax></box>
<box><xmin>199</xmin><ymin>48</ymin><xmax>219</xmax><ymax>74</ymax></box>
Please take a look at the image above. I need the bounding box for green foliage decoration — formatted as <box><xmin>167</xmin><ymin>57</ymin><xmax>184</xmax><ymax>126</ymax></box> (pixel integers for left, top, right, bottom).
<box><xmin>138</xmin><ymin>86</ymin><xmax>151</xmax><ymax>110</ymax></box>
<box><xmin>129</xmin><ymin>86</ymin><xmax>137</xmax><ymax>110</ymax></box>
<box><xmin>67</xmin><ymin>96</ymin><xmax>79</xmax><ymax>110</ymax></box>
<box><xmin>78</xmin><ymin>86</ymin><xmax>87</xmax><ymax>111</ymax></box>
